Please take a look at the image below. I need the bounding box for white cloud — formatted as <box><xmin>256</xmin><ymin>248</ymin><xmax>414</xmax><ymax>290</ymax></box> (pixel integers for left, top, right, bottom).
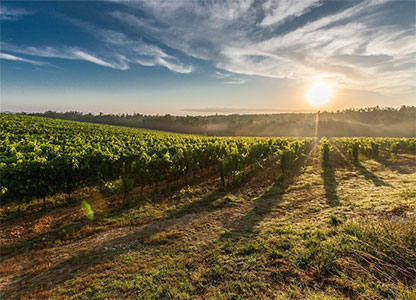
<box><xmin>3</xmin><ymin>0</ymin><xmax>414</xmax><ymax>95</ymax></box>
<box><xmin>214</xmin><ymin>71</ymin><xmax>247</xmax><ymax>84</ymax></box>
<box><xmin>96</xmin><ymin>29</ymin><xmax>193</xmax><ymax>73</ymax></box>
<box><xmin>224</xmin><ymin>78</ymin><xmax>247</xmax><ymax>85</ymax></box>
<box><xmin>58</xmin><ymin>14</ymin><xmax>194</xmax><ymax>73</ymax></box>
<box><xmin>215</xmin><ymin>71</ymin><xmax>231</xmax><ymax>79</ymax></box>
<box><xmin>260</xmin><ymin>0</ymin><xmax>322</xmax><ymax>26</ymax></box>
<box><xmin>155</xmin><ymin>57</ymin><xmax>193</xmax><ymax>73</ymax></box>
<box><xmin>134</xmin><ymin>56</ymin><xmax>193</xmax><ymax>73</ymax></box>
<box><xmin>0</xmin><ymin>52</ymin><xmax>45</xmax><ymax>66</ymax></box>
<box><xmin>0</xmin><ymin>43</ymin><xmax>128</xmax><ymax>70</ymax></box>
<box><xmin>71</xmin><ymin>50</ymin><xmax>119</xmax><ymax>69</ymax></box>
<box><xmin>111</xmin><ymin>0</ymin><xmax>414</xmax><ymax>95</ymax></box>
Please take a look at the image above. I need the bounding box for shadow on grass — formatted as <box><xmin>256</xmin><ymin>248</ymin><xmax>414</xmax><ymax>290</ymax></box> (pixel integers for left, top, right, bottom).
<box><xmin>374</xmin><ymin>156</ymin><xmax>414</xmax><ymax>175</ymax></box>
<box><xmin>104</xmin><ymin>175</ymin><xmax>216</xmax><ymax>221</ymax></box>
<box><xmin>321</xmin><ymin>167</ymin><xmax>339</xmax><ymax>206</ymax></box>
<box><xmin>354</xmin><ymin>162</ymin><xmax>393</xmax><ymax>187</ymax></box>
<box><xmin>2</xmin><ymin>187</ymin><xmax>225</xmax><ymax>298</ymax></box>
<box><xmin>224</xmin><ymin>146</ymin><xmax>311</xmax><ymax>235</ymax></box>
<box><xmin>330</xmin><ymin>141</ymin><xmax>393</xmax><ymax>187</ymax></box>
<box><xmin>2</xmin><ymin>160</ymin><xmax>275</xmax><ymax>298</ymax></box>
<box><xmin>224</xmin><ymin>177</ymin><xmax>288</xmax><ymax>235</ymax></box>
<box><xmin>2</xmin><ymin>171</ymin><xmax>223</xmax><ymax>257</ymax></box>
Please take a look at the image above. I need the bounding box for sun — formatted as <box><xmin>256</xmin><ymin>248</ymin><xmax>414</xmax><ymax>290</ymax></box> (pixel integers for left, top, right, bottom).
<box><xmin>308</xmin><ymin>82</ymin><xmax>332</xmax><ymax>107</ymax></box>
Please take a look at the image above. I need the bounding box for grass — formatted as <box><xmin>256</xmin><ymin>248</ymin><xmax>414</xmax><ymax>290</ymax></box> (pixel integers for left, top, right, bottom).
<box><xmin>1</xmin><ymin>150</ymin><xmax>415</xmax><ymax>299</ymax></box>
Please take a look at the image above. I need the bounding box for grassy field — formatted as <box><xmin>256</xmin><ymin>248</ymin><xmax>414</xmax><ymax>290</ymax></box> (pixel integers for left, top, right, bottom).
<box><xmin>1</xmin><ymin>143</ymin><xmax>415</xmax><ymax>299</ymax></box>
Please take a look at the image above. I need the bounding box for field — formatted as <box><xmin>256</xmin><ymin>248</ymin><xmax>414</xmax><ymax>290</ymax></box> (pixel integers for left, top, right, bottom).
<box><xmin>1</xmin><ymin>114</ymin><xmax>415</xmax><ymax>299</ymax></box>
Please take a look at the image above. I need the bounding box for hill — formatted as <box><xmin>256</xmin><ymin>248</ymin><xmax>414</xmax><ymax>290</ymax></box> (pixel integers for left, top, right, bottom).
<box><xmin>28</xmin><ymin>106</ymin><xmax>416</xmax><ymax>137</ymax></box>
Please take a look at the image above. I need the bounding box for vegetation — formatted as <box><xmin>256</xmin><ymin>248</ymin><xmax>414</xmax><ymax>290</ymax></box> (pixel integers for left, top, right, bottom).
<box><xmin>333</xmin><ymin>137</ymin><xmax>416</xmax><ymax>163</ymax></box>
<box><xmin>0</xmin><ymin>114</ymin><xmax>310</xmax><ymax>208</ymax></box>
<box><xmin>27</xmin><ymin>105</ymin><xmax>416</xmax><ymax>137</ymax></box>
<box><xmin>320</xmin><ymin>137</ymin><xmax>332</xmax><ymax>168</ymax></box>
<box><xmin>1</xmin><ymin>115</ymin><xmax>415</xmax><ymax>299</ymax></box>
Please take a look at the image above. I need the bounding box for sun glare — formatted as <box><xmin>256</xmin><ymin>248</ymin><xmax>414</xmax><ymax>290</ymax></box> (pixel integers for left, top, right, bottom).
<box><xmin>308</xmin><ymin>82</ymin><xmax>332</xmax><ymax>107</ymax></box>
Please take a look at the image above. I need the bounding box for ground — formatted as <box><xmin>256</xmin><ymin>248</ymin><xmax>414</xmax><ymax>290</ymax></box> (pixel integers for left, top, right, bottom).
<box><xmin>1</xmin><ymin>144</ymin><xmax>415</xmax><ymax>299</ymax></box>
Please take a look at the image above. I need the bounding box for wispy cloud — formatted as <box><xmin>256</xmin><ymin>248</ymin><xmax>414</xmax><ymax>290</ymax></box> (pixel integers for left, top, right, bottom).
<box><xmin>1</xmin><ymin>42</ymin><xmax>129</xmax><ymax>70</ymax></box>
<box><xmin>71</xmin><ymin>50</ymin><xmax>123</xmax><ymax>69</ymax></box>
<box><xmin>0</xmin><ymin>52</ymin><xmax>45</xmax><ymax>66</ymax></box>
<box><xmin>224</xmin><ymin>78</ymin><xmax>247</xmax><ymax>85</ymax></box>
<box><xmin>110</xmin><ymin>0</ymin><xmax>415</xmax><ymax>95</ymax></box>
<box><xmin>215</xmin><ymin>71</ymin><xmax>231</xmax><ymax>79</ymax></box>
<box><xmin>1</xmin><ymin>11</ymin><xmax>194</xmax><ymax>74</ymax></box>
<box><xmin>260</xmin><ymin>0</ymin><xmax>322</xmax><ymax>26</ymax></box>
<box><xmin>0</xmin><ymin>6</ymin><xmax>31</xmax><ymax>21</ymax></box>
<box><xmin>214</xmin><ymin>71</ymin><xmax>246</xmax><ymax>84</ymax></box>
<box><xmin>2</xmin><ymin>0</ymin><xmax>414</xmax><ymax>97</ymax></box>
<box><xmin>45</xmin><ymin>14</ymin><xmax>194</xmax><ymax>73</ymax></box>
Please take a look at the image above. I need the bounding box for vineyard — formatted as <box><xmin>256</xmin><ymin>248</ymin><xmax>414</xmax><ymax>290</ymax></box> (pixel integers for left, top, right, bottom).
<box><xmin>332</xmin><ymin>137</ymin><xmax>416</xmax><ymax>163</ymax></box>
<box><xmin>1</xmin><ymin>114</ymin><xmax>415</xmax><ymax>300</ymax></box>
<box><xmin>0</xmin><ymin>114</ymin><xmax>310</xmax><ymax>210</ymax></box>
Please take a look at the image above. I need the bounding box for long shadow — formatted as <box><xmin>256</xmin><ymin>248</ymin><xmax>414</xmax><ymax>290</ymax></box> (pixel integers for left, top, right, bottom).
<box><xmin>2</xmin><ymin>186</ymin><xmax>225</xmax><ymax>298</ymax></box>
<box><xmin>224</xmin><ymin>146</ymin><xmax>311</xmax><ymax>235</ymax></box>
<box><xmin>2</xmin><ymin>170</ymin><xmax>224</xmax><ymax>258</ymax></box>
<box><xmin>224</xmin><ymin>178</ymin><xmax>287</xmax><ymax>235</ymax></box>
<box><xmin>330</xmin><ymin>142</ymin><xmax>393</xmax><ymax>187</ymax></box>
<box><xmin>2</xmin><ymin>159</ymin><xmax>276</xmax><ymax>298</ymax></box>
<box><xmin>155</xmin><ymin>151</ymin><xmax>310</xmax><ymax>298</ymax></box>
<box><xmin>354</xmin><ymin>162</ymin><xmax>393</xmax><ymax>187</ymax></box>
<box><xmin>374</xmin><ymin>156</ymin><xmax>414</xmax><ymax>175</ymax></box>
<box><xmin>1</xmin><ymin>222</ymin><xmax>89</xmax><ymax>257</ymax></box>
<box><xmin>329</xmin><ymin>143</ymin><xmax>353</xmax><ymax>170</ymax></box>
<box><xmin>321</xmin><ymin>167</ymin><xmax>339</xmax><ymax>206</ymax></box>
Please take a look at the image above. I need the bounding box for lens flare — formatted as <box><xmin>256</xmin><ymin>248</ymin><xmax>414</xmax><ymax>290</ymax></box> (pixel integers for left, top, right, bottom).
<box><xmin>81</xmin><ymin>200</ymin><xmax>95</xmax><ymax>220</ymax></box>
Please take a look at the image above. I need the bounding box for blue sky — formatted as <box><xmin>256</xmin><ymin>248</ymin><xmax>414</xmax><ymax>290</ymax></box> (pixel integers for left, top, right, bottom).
<box><xmin>1</xmin><ymin>0</ymin><xmax>415</xmax><ymax>115</ymax></box>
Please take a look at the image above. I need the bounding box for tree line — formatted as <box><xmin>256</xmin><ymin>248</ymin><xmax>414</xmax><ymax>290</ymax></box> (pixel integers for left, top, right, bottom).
<box><xmin>25</xmin><ymin>106</ymin><xmax>415</xmax><ymax>137</ymax></box>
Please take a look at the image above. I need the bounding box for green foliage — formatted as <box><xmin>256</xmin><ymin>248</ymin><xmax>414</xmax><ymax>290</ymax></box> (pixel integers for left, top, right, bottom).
<box><xmin>333</xmin><ymin>137</ymin><xmax>416</xmax><ymax>162</ymax></box>
<box><xmin>0</xmin><ymin>114</ymin><xmax>311</xmax><ymax>206</ymax></box>
<box><xmin>370</xmin><ymin>141</ymin><xmax>379</xmax><ymax>157</ymax></box>
<box><xmin>320</xmin><ymin>137</ymin><xmax>331</xmax><ymax>168</ymax></box>
<box><xmin>278</xmin><ymin>140</ymin><xmax>310</xmax><ymax>175</ymax></box>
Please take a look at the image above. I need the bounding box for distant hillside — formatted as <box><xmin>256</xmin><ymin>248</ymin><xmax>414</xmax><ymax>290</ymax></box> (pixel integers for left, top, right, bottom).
<box><xmin>28</xmin><ymin>106</ymin><xmax>415</xmax><ymax>137</ymax></box>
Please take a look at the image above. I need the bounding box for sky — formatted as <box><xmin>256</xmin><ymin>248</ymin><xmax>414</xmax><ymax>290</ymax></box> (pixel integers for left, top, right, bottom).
<box><xmin>0</xmin><ymin>0</ymin><xmax>415</xmax><ymax>115</ymax></box>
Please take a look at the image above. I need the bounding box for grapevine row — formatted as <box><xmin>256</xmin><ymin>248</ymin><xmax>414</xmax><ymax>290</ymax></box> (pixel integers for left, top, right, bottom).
<box><xmin>0</xmin><ymin>114</ymin><xmax>310</xmax><ymax>205</ymax></box>
<box><xmin>332</xmin><ymin>137</ymin><xmax>416</xmax><ymax>162</ymax></box>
